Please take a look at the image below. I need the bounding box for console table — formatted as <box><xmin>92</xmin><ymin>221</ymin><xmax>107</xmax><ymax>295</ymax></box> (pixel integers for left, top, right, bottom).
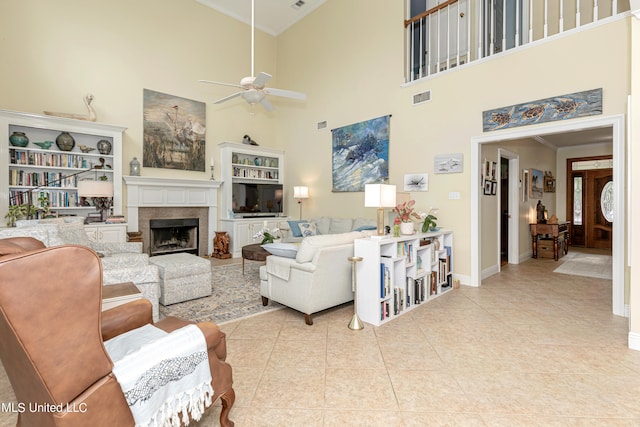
<box><xmin>530</xmin><ymin>222</ymin><xmax>571</xmax><ymax>261</ymax></box>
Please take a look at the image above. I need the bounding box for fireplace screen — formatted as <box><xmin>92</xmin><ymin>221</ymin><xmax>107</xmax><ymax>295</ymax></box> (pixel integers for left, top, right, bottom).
<box><xmin>149</xmin><ymin>218</ymin><xmax>199</xmax><ymax>256</ymax></box>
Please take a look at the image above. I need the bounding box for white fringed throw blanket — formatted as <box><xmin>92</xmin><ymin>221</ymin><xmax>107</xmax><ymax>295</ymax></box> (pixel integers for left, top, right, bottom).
<box><xmin>104</xmin><ymin>324</ymin><xmax>213</xmax><ymax>427</ymax></box>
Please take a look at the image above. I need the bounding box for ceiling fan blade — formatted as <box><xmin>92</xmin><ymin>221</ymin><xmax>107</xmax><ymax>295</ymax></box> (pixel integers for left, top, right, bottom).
<box><xmin>213</xmin><ymin>92</ymin><xmax>244</xmax><ymax>104</ymax></box>
<box><xmin>264</xmin><ymin>87</ymin><xmax>307</xmax><ymax>101</ymax></box>
<box><xmin>260</xmin><ymin>97</ymin><xmax>275</xmax><ymax>112</ymax></box>
<box><xmin>252</xmin><ymin>72</ymin><xmax>272</xmax><ymax>89</ymax></box>
<box><xmin>199</xmin><ymin>79</ymin><xmax>244</xmax><ymax>89</ymax></box>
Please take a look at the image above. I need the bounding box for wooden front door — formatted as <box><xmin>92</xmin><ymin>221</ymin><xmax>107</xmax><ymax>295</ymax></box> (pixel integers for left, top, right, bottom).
<box><xmin>569</xmin><ymin>168</ymin><xmax>612</xmax><ymax>250</ymax></box>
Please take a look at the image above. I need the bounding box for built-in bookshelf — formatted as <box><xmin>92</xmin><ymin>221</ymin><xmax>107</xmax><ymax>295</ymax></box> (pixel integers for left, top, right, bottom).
<box><xmin>1</xmin><ymin>110</ymin><xmax>126</xmax><ymax>222</ymax></box>
<box><xmin>354</xmin><ymin>230</ymin><xmax>454</xmax><ymax>326</ymax></box>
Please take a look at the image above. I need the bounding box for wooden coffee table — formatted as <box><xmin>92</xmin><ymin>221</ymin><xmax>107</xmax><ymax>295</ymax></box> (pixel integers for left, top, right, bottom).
<box><xmin>241</xmin><ymin>243</ymin><xmax>270</xmax><ymax>274</ymax></box>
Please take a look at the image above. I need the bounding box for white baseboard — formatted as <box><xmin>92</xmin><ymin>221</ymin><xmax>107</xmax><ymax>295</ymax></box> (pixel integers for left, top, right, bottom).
<box><xmin>481</xmin><ymin>264</ymin><xmax>499</xmax><ymax>280</ymax></box>
<box><xmin>629</xmin><ymin>331</ymin><xmax>640</xmax><ymax>351</ymax></box>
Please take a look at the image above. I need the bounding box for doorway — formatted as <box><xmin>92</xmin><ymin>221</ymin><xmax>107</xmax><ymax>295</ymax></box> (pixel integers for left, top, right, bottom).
<box><xmin>567</xmin><ymin>156</ymin><xmax>613</xmax><ymax>251</ymax></box>
<box><xmin>471</xmin><ymin>114</ymin><xmax>625</xmax><ymax>317</ymax></box>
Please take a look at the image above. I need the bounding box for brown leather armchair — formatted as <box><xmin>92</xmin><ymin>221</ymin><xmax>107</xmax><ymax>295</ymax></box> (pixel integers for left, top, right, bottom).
<box><xmin>0</xmin><ymin>237</ymin><xmax>235</xmax><ymax>427</ymax></box>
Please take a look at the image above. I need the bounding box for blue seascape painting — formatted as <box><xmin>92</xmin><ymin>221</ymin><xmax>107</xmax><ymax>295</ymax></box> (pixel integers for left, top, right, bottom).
<box><xmin>331</xmin><ymin>115</ymin><xmax>390</xmax><ymax>192</ymax></box>
<box><xmin>482</xmin><ymin>88</ymin><xmax>602</xmax><ymax>132</ymax></box>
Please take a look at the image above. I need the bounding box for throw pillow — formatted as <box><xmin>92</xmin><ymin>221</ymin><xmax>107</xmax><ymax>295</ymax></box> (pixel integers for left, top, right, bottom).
<box><xmin>286</xmin><ymin>220</ymin><xmax>308</xmax><ymax>238</ymax></box>
<box><xmin>355</xmin><ymin>225</ymin><xmax>377</xmax><ymax>231</ymax></box>
<box><xmin>261</xmin><ymin>242</ymin><xmax>299</xmax><ymax>258</ymax></box>
<box><xmin>329</xmin><ymin>218</ymin><xmax>353</xmax><ymax>234</ymax></box>
<box><xmin>0</xmin><ymin>228</ymin><xmax>49</xmax><ymax>246</ymax></box>
<box><xmin>57</xmin><ymin>223</ymin><xmax>92</xmax><ymax>246</ymax></box>
<box><xmin>298</xmin><ymin>222</ymin><xmax>318</xmax><ymax>237</ymax></box>
<box><xmin>310</xmin><ymin>217</ymin><xmax>331</xmax><ymax>235</ymax></box>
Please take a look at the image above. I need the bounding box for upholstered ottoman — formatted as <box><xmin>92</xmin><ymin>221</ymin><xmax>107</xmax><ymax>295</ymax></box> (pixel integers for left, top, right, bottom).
<box><xmin>148</xmin><ymin>253</ymin><xmax>212</xmax><ymax>305</ymax></box>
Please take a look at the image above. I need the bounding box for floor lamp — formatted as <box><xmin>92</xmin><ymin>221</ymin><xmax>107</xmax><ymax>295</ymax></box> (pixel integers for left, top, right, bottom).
<box><xmin>293</xmin><ymin>186</ymin><xmax>309</xmax><ymax>220</ymax></box>
<box><xmin>364</xmin><ymin>184</ymin><xmax>396</xmax><ymax>236</ymax></box>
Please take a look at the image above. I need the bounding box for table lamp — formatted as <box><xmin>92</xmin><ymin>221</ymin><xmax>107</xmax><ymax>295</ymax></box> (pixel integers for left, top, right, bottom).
<box><xmin>364</xmin><ymin>184</ymin><xmax>396</xmax><ymax>236</ymax></box>
<box><xmin>78</xmin><ymin>180</ymin><xmax>114</xmax><ymax>222</ymax></box>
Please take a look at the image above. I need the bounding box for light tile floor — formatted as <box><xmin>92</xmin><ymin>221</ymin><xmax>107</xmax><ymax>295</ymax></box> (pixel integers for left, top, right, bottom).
<box><xmin>197</xmin><ymin>248</ymin><xmax>640</xmax><ymax>426</ymax></box>
<box><xmin>2</xmin><ymin>249</ymin><xmax>639</xmax><ymax>426</ymax></box>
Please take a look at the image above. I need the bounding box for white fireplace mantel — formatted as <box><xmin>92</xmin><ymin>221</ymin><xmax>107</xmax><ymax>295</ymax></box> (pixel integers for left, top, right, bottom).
<box><xmin>123</xmin><ymin>176</ymin><xmax>221</xmax><ymax>255</ymax></box>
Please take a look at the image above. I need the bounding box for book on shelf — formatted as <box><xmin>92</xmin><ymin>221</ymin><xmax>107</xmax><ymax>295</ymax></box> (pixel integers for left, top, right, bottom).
<box><xmin>430</xmin><ymin>271</ymin><xmax>437</xmax><ymax>295</ymax></box>
<box><xmin>380</xmin><ymin>264</ymin><xmax>391</xmax><ymax>298</ymax></box>
<box><xmin>105</xmin><ymin>215</ymin><xmax>126</xmax><ymax>224</ymax></box>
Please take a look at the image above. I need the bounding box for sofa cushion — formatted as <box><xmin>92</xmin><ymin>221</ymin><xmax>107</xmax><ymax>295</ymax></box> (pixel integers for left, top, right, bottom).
<box><xmin>311</xmin><ymin>217</ymin><xmax>331</xmax><ymax>235</ymax></box>
<box><xmin>262</xmin><ymin>242</ymin><xmax>299</xmax><ymax>258</ymax></box>
<box><xmin>295</xmin><ymin>231</ymin><xmax>363</xmax><ymax>264</ymax></box>
<box><xmin>329</xmin><ymin>218</ymin><xmax>353</xmax><ymax>234</ymax></box>
<box><xmin>57</xmin><ymin>222</ymin><xmax>92</xmax><ymax>246</ymax></box>
<box><xmin>287</xmin><ymin>220</ymin><xmax>308</xmax><ymax>238</ymax></box>
<box><xmin>298</xmin><ymin>222</ymin><xmax>318</xmax><ymax>237</ymax></box>
<box><xmin>352</xmin><ymin>217</ymin><xmax>377</xmax><ymax>231</ymax></box>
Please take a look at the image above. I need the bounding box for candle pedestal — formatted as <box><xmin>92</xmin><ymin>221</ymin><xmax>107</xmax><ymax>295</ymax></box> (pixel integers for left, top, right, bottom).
<box><xmin>348</xmin><ymin>256</ymin><xmax>364</xmax><ymax>330</ymax></box>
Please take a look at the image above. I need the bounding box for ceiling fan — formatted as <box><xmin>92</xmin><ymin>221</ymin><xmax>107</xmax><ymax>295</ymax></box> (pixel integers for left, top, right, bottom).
<box><xmin>199</xmin><ymin>0</ymin><xmax>306</xmax><ymax>112</ymax></box>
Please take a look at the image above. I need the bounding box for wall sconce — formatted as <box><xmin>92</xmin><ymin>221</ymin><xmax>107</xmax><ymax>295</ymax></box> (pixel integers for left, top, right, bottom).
<box><xmin>293</xmin><ymin>186</ymin><xmax>309</xmax><ymax>220</ymax></box>
<box><xmin>78</xmin><ymin>180</ymin><xmax>114</xmax><ymax>222</ymax></box>
<box><xmin>364</xmin><ymin>184</ymin><xmax>397</xmax><ymax>236</ymax></box>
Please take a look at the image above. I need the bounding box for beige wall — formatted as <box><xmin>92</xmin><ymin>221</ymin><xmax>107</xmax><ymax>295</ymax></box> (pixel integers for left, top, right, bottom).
<box><xmin>276</xmin><ymin>1</ymin><xmax>630</xmax><ymax>280</ymax></box>
<box><xmin>0</xmin><ymin>0</ymin><xmax>279</xmax><ymax>182</ymax></box>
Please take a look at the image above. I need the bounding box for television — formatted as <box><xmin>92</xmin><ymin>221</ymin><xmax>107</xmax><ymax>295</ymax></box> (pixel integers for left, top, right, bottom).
<box><xmin>232</xmin><ymin>183</ymin><xmax>284</xmax><ymax>217</ymax></box>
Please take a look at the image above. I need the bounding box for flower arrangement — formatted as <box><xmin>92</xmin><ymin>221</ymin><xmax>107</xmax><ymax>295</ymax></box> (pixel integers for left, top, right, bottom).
<box><xmin>393</xmin><ymin>200</ymin><xmax>421</xmax><ymax>223</ymax></box>
<box><xmin>420</xmin><ymin>208</ymin><xmax>439</xmax><ymax>232</ymax></box>
<box><xmin>253</xmin><ymin>227</ymin><xmax>280</xmax><ymax>244</ymax></box>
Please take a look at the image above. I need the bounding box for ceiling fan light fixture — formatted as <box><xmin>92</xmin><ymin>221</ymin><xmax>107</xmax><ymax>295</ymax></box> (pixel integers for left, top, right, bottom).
<box><xmin>242</xmin><ymin>89</ymin><xmax>266</xmax><ymax>105</ymax></box>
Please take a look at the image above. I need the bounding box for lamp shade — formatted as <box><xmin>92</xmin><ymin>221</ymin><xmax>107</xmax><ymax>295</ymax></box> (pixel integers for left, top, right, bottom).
<box><xmin>293</xmin><ymin>186</ymin><xmax>309</xmax><ymax>199</ymax></box>
<box><xmin>364</xmin><ymin>184</ymin><xmax>396</xmax><ymax>208</ymax></box>
<box><xmin>77</xmin><ymin>180</ymin><xmax>114</xmax><ymax>197</ymax></box>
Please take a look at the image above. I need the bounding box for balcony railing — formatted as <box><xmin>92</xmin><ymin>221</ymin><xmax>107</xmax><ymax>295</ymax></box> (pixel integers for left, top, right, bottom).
<box><xmin>405</xmin><ymin>0</ymin><xmax>629</xmax><ymax>83</ymax></box>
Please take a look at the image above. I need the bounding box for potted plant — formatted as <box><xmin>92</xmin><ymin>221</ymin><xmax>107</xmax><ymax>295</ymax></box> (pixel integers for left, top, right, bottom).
<box><xmin>393</xmin><ymin>200</ymin><xmax>421</xmax><ymax>235</ymax></box>
<box><xmin>420</xmin><ymin>208</ymin><xmax>439</xmax><ymax>232</ymax></box>
<box><xmin>253</xmin><ymin>227</ymin><xmax>281</xmax><ymax>244</ymax></box>
<box><xmin>4</xmin><ymin>203</ymin><xmax>37</xmax><ymax>227</ymax></box>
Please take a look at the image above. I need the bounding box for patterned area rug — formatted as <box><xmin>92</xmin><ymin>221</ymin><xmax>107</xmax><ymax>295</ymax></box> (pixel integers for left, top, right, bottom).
<box><xmin>159</xmin><ymin>261</ymin><xmax>282</xmax><ymax>324</ymax></box>
<box><xmin>553</xmin><ymin>251</ymin><xmax>612</xmax><ymax>280</ymax></box>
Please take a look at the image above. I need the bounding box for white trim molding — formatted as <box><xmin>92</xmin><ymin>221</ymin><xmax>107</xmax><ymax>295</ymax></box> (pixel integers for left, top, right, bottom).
<box><xmin>123</xmin><ymin>176</ymin><xmax>221</xmax><ymax>255</ymax></box>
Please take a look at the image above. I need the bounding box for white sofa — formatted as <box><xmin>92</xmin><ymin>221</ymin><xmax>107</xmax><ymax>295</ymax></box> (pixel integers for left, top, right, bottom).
<box><xmin>259</xmin><ymin>231</ymin><xmax>365</xmax><ymax>325</ymax></box>
<box><xmin>278</xmin><ymin>217</ymin><xmax>376</xmax><ymax>242</ymax></box>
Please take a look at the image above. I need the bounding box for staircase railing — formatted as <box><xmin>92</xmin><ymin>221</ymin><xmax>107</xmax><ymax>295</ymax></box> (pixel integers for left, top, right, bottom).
<box><xmin>405</xmin><ymin>0</ymin><xmax>628</xmax><ymax>83</ymax></box>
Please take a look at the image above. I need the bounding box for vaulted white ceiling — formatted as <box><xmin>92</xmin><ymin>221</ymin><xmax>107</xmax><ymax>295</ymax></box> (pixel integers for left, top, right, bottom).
<box><xmin>195</xmin><ymin>0</ymin><xmax>326</xmax><ymax>36</ymax></box>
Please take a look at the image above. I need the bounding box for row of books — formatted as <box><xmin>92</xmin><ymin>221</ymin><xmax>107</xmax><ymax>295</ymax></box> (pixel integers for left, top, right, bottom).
<box><xmin>381</xmin><ymin>276</ymin><xmax>428</xmax><ymax>320</ymax></box>
<box><xmin>10</xmin><ymin>150</ymin><xmax>90</xmax><ymax>169</ymax></box>
<box><xmin>9</xmin><ymin>189</ymin><xmax>79</xmax><ymax>208</ymax></box>
<box><xmin>9</xmin><ymin>170</ymin><xmax>79</xmax><ymax>188</ymax></box>
<box><xmin>396</xmin><ymin>241</ymin><xmax>414</xmax><ymax>263</ymax></box>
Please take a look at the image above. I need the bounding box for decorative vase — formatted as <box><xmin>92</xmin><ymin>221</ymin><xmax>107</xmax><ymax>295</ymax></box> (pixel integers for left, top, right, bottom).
<box><xmin>9</xmin><ymin>131</ymin><xmax>29</xmax><ymax>147</ymax></box>
<box><xmin>434</xmin><ymin>237</ymin><xmax>440</xmax><ymax>250</ymax></box>
<box><xmin>129</xmin><ymin>157</ymin><xmax>141</xmax><ymax>176</ymax></box>
<box><xmin>55</xmin><ymin>132</ymin><xmax>75</xmax><ymax>151</ymax></box>
<box><xmin>232</xmin><ymin>154</ymin><xmax>239</xmax><ymax>164</ymax></box>
<box><xmin>393</xmin><ymin>224</ymin><xmax>400</xmax><ymax>237</ymax></box>
<box><xmin>400</xmin><ymin>222</ymin><xmax>414</xmax><ymax>235</ymax></box>
<box><xmin>97</xmin><ymin>139</ymin><xmax>112</xmax><ymax>155</ymax></box>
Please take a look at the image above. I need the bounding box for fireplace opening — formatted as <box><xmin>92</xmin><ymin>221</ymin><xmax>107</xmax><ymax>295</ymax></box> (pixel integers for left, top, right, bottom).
<box><xmin>149</xmin><ymin>218</ymin><xmax>199</xmax><ymax>256</ymax></box>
